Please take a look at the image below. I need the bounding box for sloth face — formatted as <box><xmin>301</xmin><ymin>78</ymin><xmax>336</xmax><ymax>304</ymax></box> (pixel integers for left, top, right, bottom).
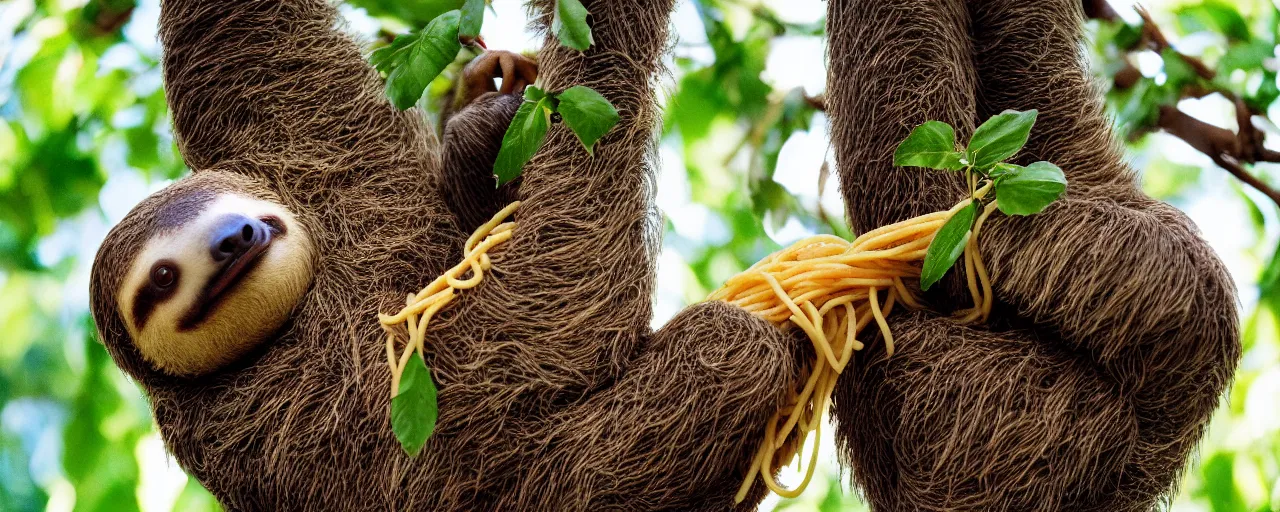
<box><xmin>106</xmin><ymin>190</ymin><xmax>315</xmax><ymax>377</ymax></box>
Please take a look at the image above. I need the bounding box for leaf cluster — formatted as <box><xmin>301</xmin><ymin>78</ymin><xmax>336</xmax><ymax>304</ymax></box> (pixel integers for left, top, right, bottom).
<box><xmin>894</xmin><ymin>110</ymin><xmax>1067</xmax><ymax>290</ymax></box>
<box><xmin>493</xmin><ymin>85</ymin><xmax>619</xmax><ymax>184</ymax></box>
<box><xmin>663</xmin><ymin>2</ymin><xmax>827</xmax><ymax>235</ymax></box>
<box><xmin>1095</xmin><ymin>1</ymin><xmax>1280</xmax><ymax>135</ymax></box>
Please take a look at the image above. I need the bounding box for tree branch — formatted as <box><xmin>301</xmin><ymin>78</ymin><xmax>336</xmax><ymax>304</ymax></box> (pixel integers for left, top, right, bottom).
<box><xmin>804</xmin><ymin>94</ymin><xmax>826</xmax><ymax>112</ymax></box>
<box><xmin>1086</xmin><ymin>1</ymin><xmax>1280</xmax><ymax>208</ymax></box>
<box><xmin>1083</xmin><ymin>0</ymin><xmax>1120</xmax><ymax>22</ymax></box>
<box><xmin>1134</xmin><ymin>7</ymin><xmax>1217</xmax><ymax>81</ymax></box>
<box><xmin>1157</xmin><ymin>105</ymin><xmax>1280</xmax><ymax>206</ymax></box>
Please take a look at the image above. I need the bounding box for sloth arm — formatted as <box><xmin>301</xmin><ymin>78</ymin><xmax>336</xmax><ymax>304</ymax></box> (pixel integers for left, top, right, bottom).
<box><xmin>444</xmin><ymin>0</ymin><xmax>678</xmax><ymax>403</ymax></box>
<box><xmin>968</xmin><ymin>0</ymin><xmax>1240</xmax><ymax>410</ymax></box>
<box><xmin>499</xmin><ymin>301</ymin><xmax>805</xmax><ymax>511</ymax></box>
<box><xmin>158</xmin><ymin>0</ymin><xmax>435</xmax><ymax>173</ymax></box>
<box><xmin>826</xmin><ymin>0</ymin><xmax>1239</xmax><ymax>509</ymax></box>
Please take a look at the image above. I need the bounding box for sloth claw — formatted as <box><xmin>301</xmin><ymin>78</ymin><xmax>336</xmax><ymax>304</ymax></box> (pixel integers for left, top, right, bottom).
<box><xmin>461</xmin><ymin>50</ymin><xmax>539</xmax><ymax>106</ymax></box>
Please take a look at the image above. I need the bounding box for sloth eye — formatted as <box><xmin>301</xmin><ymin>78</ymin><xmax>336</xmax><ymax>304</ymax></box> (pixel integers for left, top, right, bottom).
<box><xmin>151</xmin><ymin>264</ymin><xmax>177</xmax><ymax>289</ymax></box>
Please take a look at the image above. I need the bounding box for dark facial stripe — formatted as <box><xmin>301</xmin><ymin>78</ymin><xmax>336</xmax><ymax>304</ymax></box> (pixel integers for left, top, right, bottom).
<box><xmin>131</xmin><ymin>260</ymin><xmax>181</xmax><ymax>331</ymax></box>
<box><xmin>155</xmin><ymin>189</ymin><xmax>217</xmax><ymax>233</ymax></box>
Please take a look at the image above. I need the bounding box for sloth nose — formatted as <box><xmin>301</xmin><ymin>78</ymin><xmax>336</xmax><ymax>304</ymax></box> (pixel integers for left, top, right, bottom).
<box><xmin>209</xmin><ymin>215</ymin><xmax>271</xmax><ymax>262</ymax></box>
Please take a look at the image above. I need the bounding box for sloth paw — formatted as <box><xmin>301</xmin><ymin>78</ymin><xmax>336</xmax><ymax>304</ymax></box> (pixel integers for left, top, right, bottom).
<box><xmin>461</xmin><ymin>50</ymin><xmax>539</xmax><ymax>106</ymax></box>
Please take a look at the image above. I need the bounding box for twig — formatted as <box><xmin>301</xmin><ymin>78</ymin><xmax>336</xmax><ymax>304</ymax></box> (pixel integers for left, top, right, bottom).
<box><xmin>805</xmin><ymin>94</ymin><xmax>826</xmax><ymax>112</ymax></box>
<box><xmin>1134</xmin><ymin>7</ymin><xmax>1217</xmax><ymax>81</ymax></box>
<box><xmin>1157</xmin><ymin>105</ymin><xmax>1280</xmax><ymax>206</ymax></box>
<box><xmin>1214</xmin><ymin>156</ymin><xmax>1280</xmax><ymax>206</ymax></box>
<box><xmin>1087</xmin><ymin>1</ymin><xmax>1280</xmax><ymax>208</ymax></box>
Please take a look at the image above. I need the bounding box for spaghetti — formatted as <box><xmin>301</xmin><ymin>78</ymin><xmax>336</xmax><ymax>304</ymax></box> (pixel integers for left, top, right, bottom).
<box><xmin>378</xmin><ymin>201</ymin><xmax>521</xmax><ymax>400</ymax></box>
<box><xmin>373</xmin><ymin>190</ymin><xmax>997</xmax><ymax>503</ymax></box>
<box><xmin>714</xmin><ymin>194</ymin><xmax>996</xmax><ymax>502</ymax></box>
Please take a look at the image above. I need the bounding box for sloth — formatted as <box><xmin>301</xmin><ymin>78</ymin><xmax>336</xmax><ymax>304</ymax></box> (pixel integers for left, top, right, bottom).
<box><xmin>825</xmin><ymin>0</ymin><xmax>1240</xmax><ymax>510</ymax></box>
<box><xmin>90</xmin><ymin>0</ymin><xmax>806</xmax><ymax>510</ymax></box>
<box><xmin>88</xmin><ymin>0</ymin><xmax>1238</xmax><ymax>511</ymax></box>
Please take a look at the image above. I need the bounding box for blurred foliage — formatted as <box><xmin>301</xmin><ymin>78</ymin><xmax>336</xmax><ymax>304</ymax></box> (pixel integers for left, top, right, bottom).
<box><xmin>0</xmin><ymin>0</ymin><xmax>1277</xmax><ymax>511</ymax></box>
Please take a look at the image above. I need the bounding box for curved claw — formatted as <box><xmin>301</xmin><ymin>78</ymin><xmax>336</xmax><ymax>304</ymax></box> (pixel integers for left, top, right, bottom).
<box><xmin>460</xmin><ymin>50</ymin><xmax>539</xmax><ymax>106</ymax></box>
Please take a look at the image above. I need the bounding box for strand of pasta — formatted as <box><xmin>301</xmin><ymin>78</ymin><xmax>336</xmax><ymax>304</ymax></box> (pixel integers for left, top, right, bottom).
<box><xmin>718</xmin><ymin>195</ymin><xmax>994</xmax><ymax>503</ymax></box>
<box><xmin>379</xmin><ymin>202</ymin><xmax>522</xmax><ymax>399</ymax></box>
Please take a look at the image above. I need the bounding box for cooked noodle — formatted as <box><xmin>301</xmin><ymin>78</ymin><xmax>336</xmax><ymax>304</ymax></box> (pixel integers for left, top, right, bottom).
<box><xmin>714</xmin><ymin>195</ymin><xmax>995</xmax><ymax>502</ymax></box>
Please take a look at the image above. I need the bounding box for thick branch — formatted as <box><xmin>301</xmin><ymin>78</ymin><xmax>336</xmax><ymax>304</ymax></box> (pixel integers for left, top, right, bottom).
<box><xmin>1158</xmin><ymin>105</ymin><xmax>1280</xmax><ymax>206</ymax></box>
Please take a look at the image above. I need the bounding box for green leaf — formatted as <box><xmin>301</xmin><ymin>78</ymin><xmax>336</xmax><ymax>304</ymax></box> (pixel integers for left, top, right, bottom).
<box><xmin>893</xmin><ymin>121</ymin><xmax>966</xmax><ymax>170</ymax></box>
<box><xmin>494</xmin><ymin>98</ymin><xmax>553</xmax><ymax>185</ymax></box>
<box><xmin>348</xmin><ymin>0</ymin><xmax>463</xmax><ymax>26</ymax></box>
<box><xmin>967</xmin><ymin>109</ymin><xmax>1038</xmax><ymax>169</ymax></box>
<box><xmin>555</xmin><ymin>85</ymin><xmax>619</xmax><ymax>154</ymax></box>
<box><xmin>371</xmin><ymin>10</ymin><xmax>463</xmax><ymax>110</ymax></box>
<box><xmin>1220</xmin><ymin>40</ymin><xmax>1275</xmax><ymax>72</ymax></box>
<box><xmin>1112</xmin><ymin>22</ymin><xmax>1144</xmax><ymax>51</ymax></box>
<box><xmin>920</xmin><ymin>201</ymin><xmax>977</xmax><ymax>291</ymax></box>
<box><xmin>1247</xmin><ymin>70</ymin><xmax>1280</xmax><ymax>113</ymax></box>
<box><xmin>1160</xmin><ymin>49</ymin><xmax>1198</xmax><ymax>88</ymax></box>
<box><xmin>524</xmin><ymin>85</ymin><xmax>547</xmax><ymax>103</ymax></box>
<box><xmin>391</xmin><ymin>352</ymin><xmax>439</xmax><ymax>458</ymax></box>
<box><xmin>553</xmin><ymin>0</ymin><xmax>594</xmax><ymax>51</ymax></box>
<box><xmin>1198</xmin><ymin>452</ymin><xmax>1246</xmax><ymax>512</ymax></box>
<box><xmin>750</xmin><ymin>180</ymin><xmax>799</xmax><ymax>232</ymax></box>
<box><xmin>995</xmin><ymin>161</ymin><xmax>1067</xmax><ymax>216</ymax></box>
<box><xmin>459</xmin><ymin>0</ymin><xmax>485</xmax><ymax>40</ymax></box>
<box><xmin>1176</xmin><ymin>1</ymin><xmax>1250</xmax><ymax>42</ymax></box>
<box><xmin>988</xmin><ymin>162</ymin><xmax>1020</xmax><ymax>180</ymax></box>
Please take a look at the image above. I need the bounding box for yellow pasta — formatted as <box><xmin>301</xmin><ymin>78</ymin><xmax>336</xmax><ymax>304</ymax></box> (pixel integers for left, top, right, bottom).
<box><xmin>717</xmin><ymin>196</ymin><xmax>995</xmax><ymax>503</ymax></box>
<box><xmin>373</xmin><ymin>192</ymin><xmax>996</xmax><ymax>504</ymax></box>
<box><xmin>379</xmin><ymin>201</ymin><xmax>521</xmax><ymax>400</ymax></box>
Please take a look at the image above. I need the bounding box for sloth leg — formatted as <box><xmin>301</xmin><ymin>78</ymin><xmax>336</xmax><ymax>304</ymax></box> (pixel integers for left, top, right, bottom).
<box><xmin>967</xmin><ymin>2</ymin><xmax>1240</xmax><ymax>501</ymax></box>
<box><xmin>440</xmin><ymin>93</ymin><xmax>524</xmax><ymax>230</ymax></box>
<box><xmin>973</xmin><ymin>195</ymin><xmax>1240</xmax><ymax>507</ymax></box>
<box><xmin>832</xmin><ymin>309</ymin><xmax>1143</xmax><ymax>512</ymax></box>
<box><xmin>968</xmin><ymin>0</ymin><xmax>1134</xmax><ymax>194</ymax></box>
<box><xmin>826</xmin><ymin>0</ymin><xmax>1236</xmax><ymax>509</ymax></box>
<box><xmin>438</xmin><ymin>51</ymin><xmax>539</xmax><ymax>230</ymax></box>
<box><xmin>498</xmin><ymin>301</ymin><xmax>805</xmax><ymax>511</ymax></box>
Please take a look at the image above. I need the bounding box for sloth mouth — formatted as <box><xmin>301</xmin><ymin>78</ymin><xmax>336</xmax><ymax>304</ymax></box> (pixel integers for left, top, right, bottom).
<box><xmin>178</xmin><ymin>218</ymin><xmax>282</xmax><ymax>331</ymax></box>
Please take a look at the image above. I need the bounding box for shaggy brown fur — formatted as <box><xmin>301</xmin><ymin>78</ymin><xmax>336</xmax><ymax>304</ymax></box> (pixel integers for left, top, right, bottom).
<box><xmin>91</xmin><ymin>0</ymin><xmax>805</xmax><ymax>510</ymax></box>
<box><xmin>440</xmin><ymin>92</ymin><xmax>524</xmax><ymax>229</ymax></box>
<box><xmin>826</xmin><ymin>0</ymin><xmax>1241</xmax><ymax>510</ymax></box>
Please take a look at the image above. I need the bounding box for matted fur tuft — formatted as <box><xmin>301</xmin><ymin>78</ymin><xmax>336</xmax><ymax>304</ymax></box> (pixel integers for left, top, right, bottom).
<box><xmin>825</xmin><ymin>0</ymin><xmax>1241</xmax><ymax>510</ymax></box>
<box><xmin>90</xmin><ymin>0</ymin><xmax>806</xmax><ymax>510</ymax></box>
